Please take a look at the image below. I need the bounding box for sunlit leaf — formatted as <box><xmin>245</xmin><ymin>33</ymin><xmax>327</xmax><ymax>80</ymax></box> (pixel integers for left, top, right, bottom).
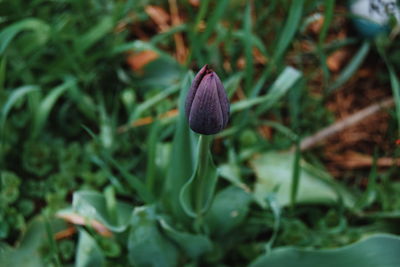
<box><xmin>250</xmin><ymin>234</ymin><xmax>400</xmax><ymax>267</ymax></box>
<box><xmin>67</xmin><ymin>190</ymin><xmax>133</xmax><ymax>232</ymax></box>
<box><xmin>251</xmin><ymin>152</ymin><xmax>355</xmax><ymax>208</ymax></box>
<box><xmin>159</xmin><ymin>219</ymin><xmax>212</xmax><ymax>258</ymax></box>
<box><xmin>75</xmin><ymin>229</ymin><xmax>105</xmax><ymax>267</ymax></box>
<box><xmin>128</xmin><ymin>206</ymin><xmax>179</xmax><ymax>267</ymax></box>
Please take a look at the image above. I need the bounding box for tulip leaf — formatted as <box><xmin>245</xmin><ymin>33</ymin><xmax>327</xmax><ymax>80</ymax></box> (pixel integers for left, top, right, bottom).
<box><xmin>161</xmin><ymin>72</ymin><xmax>196</xmax><ymax>223</ymax></box>
<box><xmin>128</xmin><ymin>206</ymin><xmax>179</xmax><ymax>267</ymax></box>
<box><xmin>66</xmin><ymin>190</ymin><xmax>133</xmax><ymax>232</ymax></box>
<box><xmin>75</xmin><ymin>229</ymin><xmax>105</xmax><ymax>267</ymax></box>
<box><xmin>251</xmin><ymin>152</ymin><xmax>355</xmax><ymax>208</ymax></box>
<box><xmin>158</xmin><ymin>219</ymin><xmax>213</xmax><ymax>258</ymax></box>
<box><xmin>205</xmin><ymin>186</ymin><xmax>252</xmax><ymax>238</ymax></box>
<box><xmin>180</xmin><ymin>135</ymin><xmax>219</xmax><ymax>218</ymax></box>
<box><xmin>0</xmin><ymin>217</ymin><xmax>67</xmax><ymax>267</ymax></box>
<box><xmin>249</xmin><ymin>234</ymin><xmax>400</xmax><ymax>267</ymax></box>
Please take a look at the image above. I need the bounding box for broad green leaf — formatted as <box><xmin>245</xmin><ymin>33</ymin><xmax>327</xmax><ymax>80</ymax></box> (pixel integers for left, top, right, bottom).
<box><xmin>76</xmin><ymin>229</ymin><xmax>105</xmax><ymax>267</ymax></box>
<box><xmin>0</xmin><ymin>18</ymin><xmax>50</xmax><ymax>55</ymax></box>
<box><xmin>205</xmin><ymin>186</ymin><xmax>252</xmax><ymax>237</ymax></box>
<box><xmin>0</xmin><ymin>217</ymin><xmax>66</xmax><ymax>267</ymax></box>
<box><xmin>180</xmin><ymin>135</ymin><xmax>219</xmax><ymax>218</ymax></box>
<box><xmin>66</xmin><ymin>190</ymin><xmax>133</xmax><ymax>232</ymax></box>
<box><xmin>128</xmin><ymin>206</ymin><xmax>179</xmax><ymax>267</ymax></box>
<box><xmin>250</xmin><ymin>234</ymin><xmax>400</xmax><ymax>267</ymax></box>
<box><xmin>251</xmin><ymin>152</ymin><xmax>355</xmax><ymax>208</ymax></box>
<box><xmin>159</xmin><ymin>219</ymin><xmax>212</xmax><ymax>258</ymax></box>
<box><xmin>162</xmin><ymin>73</ymin><xmax>196</xmax><ymax>222</ymax></box>
<box><xmin>219</xmin><ymin>163</ymin><xmax>250</xmax><ymax>191</ymax></box>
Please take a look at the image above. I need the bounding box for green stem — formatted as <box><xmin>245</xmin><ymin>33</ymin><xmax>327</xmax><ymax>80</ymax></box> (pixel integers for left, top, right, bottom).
<box><xmin>195</xmin><ymin>135</ymin><xmax>212</xmax><ymax>214</ymax></box>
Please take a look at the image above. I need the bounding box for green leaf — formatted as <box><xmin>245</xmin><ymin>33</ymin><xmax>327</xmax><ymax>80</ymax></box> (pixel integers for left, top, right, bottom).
<box><xmin>328</xmin><ymin>41</ymin><xmax>370</xmax><ymax>92</ymax></box>
<box><xmin>243</xmin><ymin>2</ymin><xmax>254</xmax><ymax>94</ymax></box>
<box><xmin>0</xmin><ymin>56</ymin><xmax>5</xmax><ymax>91</ymax></box>
<box><xmin>162</xmin><ymin>73</ymin><xmax>196</xmax><ymax>222</ymax></box>
<box><xmin>251</xmin><ymin>152</ymin><xmax>355</xmax><ymax>208</ymax></box>
<box><xmin>179</xmin><ymin>135</ymin><xmax>218</xmax><ymax>218</ymax></box>
<box><xmin>0</xmin><ymin>18</ymin><xmax>50</xmax><ymax>55</ymax></box>
<box><xmin>75</xmin><ymin>16</ymin><xmax>114</xmax><ymax>53</ymax></box>
<box><xmin>0</xmin><ymin>217</ymin><xmax>66</xmax><ymax>267</ymax></box>
<box><xmin>219</xmin><ymin>163</ymin><xmax>250</xmax><ymax>191</ymax></box>
<box><xmin>63</xmin><ymin>190</ymin><xmax>133</xmax><ymax>232</ymax></box>
<box><xmin>128</xmin><ymin>206</ymin><xmax>179</xmax><ymax>267</ymax></box>
<box><xmin>249</xmin><ymin>234</ymin><xmax>400</xmax><ymax>267</ymax></box>
<box><xmin>159</xmin><ymin>219</ymin><xmax>212</xmax><ymax>258</ymax></box>
<box><xmin>75</xmin><ymin>229</ymin><xmax>105</xmax><ymax>267</ymax></box>
<box><xmin>32</xmin><ymin>78</ymin><xmax>76</xmax><ymax>138</ymax></box>
<box><xmin>205</xmin><ymin>186</ymin><xmax>252</xmax><ymax>238</ymax></box>
<box><xmin>231</xmin><ymin>67</ymin><xmax>302</xmax><ymax>113</ymax></box>
<box><xmin>1</xmin><ymin>85</ymin><xmax>39</xmax><ymax>128</ymax></box>
<box><xmin>250</xmin><ymin>0</ymin><xmax>304</xmax><ymax>97</ymax></box>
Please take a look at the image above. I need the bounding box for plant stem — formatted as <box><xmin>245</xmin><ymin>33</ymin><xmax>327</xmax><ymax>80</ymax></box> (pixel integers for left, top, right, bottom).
<box><xmin>195</xmin><ymin>135</ymin><xmax>211</xmax><ymax>213</ymax></box>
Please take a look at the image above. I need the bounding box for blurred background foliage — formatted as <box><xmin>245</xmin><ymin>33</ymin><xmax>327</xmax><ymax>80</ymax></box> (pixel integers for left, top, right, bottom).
<box><xmin>1</xmin><ymin>0</ymin><xmax>400</xmax><ymax>266</ymax></box>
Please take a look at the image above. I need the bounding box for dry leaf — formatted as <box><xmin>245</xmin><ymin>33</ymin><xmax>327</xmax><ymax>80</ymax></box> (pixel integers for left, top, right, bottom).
<box><xmin>327</xmin><ymin>49</ymin><xmax>350</xmax><ymax>72</ymax></box>
<box><xmin>145</xmin><ymin>5</ymin><xmax>170</xmax><ymax>31</ymax></box>
<box><xmin>126</xmin><ymin>50</ymin><xmax>159</xmax><ymax>71</ymax></box>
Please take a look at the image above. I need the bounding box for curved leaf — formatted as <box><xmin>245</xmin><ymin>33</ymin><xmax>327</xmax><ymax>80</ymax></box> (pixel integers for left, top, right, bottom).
<box><xmin>69</xmin><ymin>190</ymin><xmax>133</xmax><ymax>232</ymax></box>
<box><xmin>76</xmin><ymin>229</ymin><xmax>105</xmax><ymax>267</ymax></box>
<box><xmin>251</xmin><ymin>152</ymin><xmax>355</xmax><ymax>208</ymax></box>
<box><xmin>205</xmin><ymin>186</ymin><xmax>252</xmax><ymax>237</ymax></box>
<box><xmin>128</xmin><ymin>206</ymin><xmax>179</xmax><ymax>267</ymax></box>
<box><xmin>159</xmin><ymin>219</ymin><xmax>212</xmax><ymax>258</ymax></box>
<box><xmin>0</xmin><ymin>18</ymin><xmax>50</xmax><ymax>55</ymax></box>
<box><xmin>250</xmin><ymin>234</ymin><xmax>400</xmax><ymax>267</ymax></box>
<box><xmin>179</xmin><ymin>136</ymin><xmax>219</xmax><ymax>218</ymax></box>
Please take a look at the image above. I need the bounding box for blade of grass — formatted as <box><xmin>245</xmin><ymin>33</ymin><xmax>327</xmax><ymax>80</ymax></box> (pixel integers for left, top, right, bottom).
<box><xmin>250</xmin><ymin>0</ymin><xmax>305</xmax><ymax>97</ymax></box>
<box><xmin>32</xmin><ymin>78</ymin><xmax>76</xmax><ymax>138</ymax></box>
<box><xmin>231</xmin><ymin>67</ymin><xmax>302</xmax><ymax>113</ymax></box>
<box><xmin>75</xmin><ymin>16</ymin><xmax>114</xmax><ymax>53</ymax></box>
<box><xmin>328</xmin><ymin>41</ymin><xmax>371</xmax><ymax>93</ymax></box>
<box><xmin>243</xmin><ymin>2</ymin><xmax>254</xmax><ymax>95</ymax></box>
<box><xmin>129</xmin><ymin>83</ymin><xmax>180</xmax><ymax>122</ymax></box>
<box><xmin>377</xmin><ymin>44</ymin><xmax>400</xmax><ymax>133</ymax></box>
<box><xmin>200</xmin><ymin>0</ymin><xmax>229</xmax><ymax>44</ymax></box>
<box><xmin>186</xmin><ymin>0</ymin><xmax>211</xmax><ymax>66</ymax></box>
<box><xmin>0</xmin><ymin>56</ymin><xmax>5</xmax><ymax>91</ymax></box>
<box><xmin>317</xmin><ymin>0</ymin><xmax>335</xmax><ymax>83</ymax></box>
<box><xmin>0</xmin><ymin>18</ymin><xmax>50</xmax><ymax>55</ymax></box>
<box><xmin>290</xmin><ymin>140</ymin><xmax>301</xmax><ymax>209</ymax></box>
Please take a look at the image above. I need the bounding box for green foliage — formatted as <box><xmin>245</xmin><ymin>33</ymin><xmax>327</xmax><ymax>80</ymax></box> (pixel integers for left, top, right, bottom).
<box><xmin>250</xmin><ymin>234</ymin><xmax>400</xmax><ymax>267</ymax></box>
<box><xmin>1</xmin><ymin>0</ymin><xmax>400</xmax><ymax>266</ymax></box>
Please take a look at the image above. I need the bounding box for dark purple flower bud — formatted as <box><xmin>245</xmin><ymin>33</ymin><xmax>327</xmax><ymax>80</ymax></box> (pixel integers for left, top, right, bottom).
<box><xmin>185</xmin><ymin>65</ymin><xmax>230</xmax><ymax>135</ymax></box>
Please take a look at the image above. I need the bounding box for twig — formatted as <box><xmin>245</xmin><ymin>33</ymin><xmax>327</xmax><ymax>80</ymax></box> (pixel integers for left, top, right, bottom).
<box><xmin>300</xmin><ymin>97</ymin><xmax>394</xmax><ymax>151</ymax></box>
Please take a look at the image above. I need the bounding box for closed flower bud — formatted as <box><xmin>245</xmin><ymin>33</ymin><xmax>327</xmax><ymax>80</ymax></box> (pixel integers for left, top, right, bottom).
<box><xmin>185</xmin><ymin>65</ymin><xmax>230</xmax><ymax>135</ymax></box>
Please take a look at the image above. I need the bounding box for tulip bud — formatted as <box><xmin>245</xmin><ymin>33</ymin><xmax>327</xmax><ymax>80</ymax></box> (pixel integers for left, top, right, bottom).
<box><xmin>185</xmin><ymin>65</ymin><xmax>230</xmax><ymax>135</ymax></box>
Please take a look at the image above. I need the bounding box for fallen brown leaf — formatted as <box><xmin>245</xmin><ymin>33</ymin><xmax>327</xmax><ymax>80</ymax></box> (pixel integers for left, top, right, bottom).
<box><xmin>126</xmin><ymin>50</ymin><xmax>159</xmax><ymax>71</ymax></box>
